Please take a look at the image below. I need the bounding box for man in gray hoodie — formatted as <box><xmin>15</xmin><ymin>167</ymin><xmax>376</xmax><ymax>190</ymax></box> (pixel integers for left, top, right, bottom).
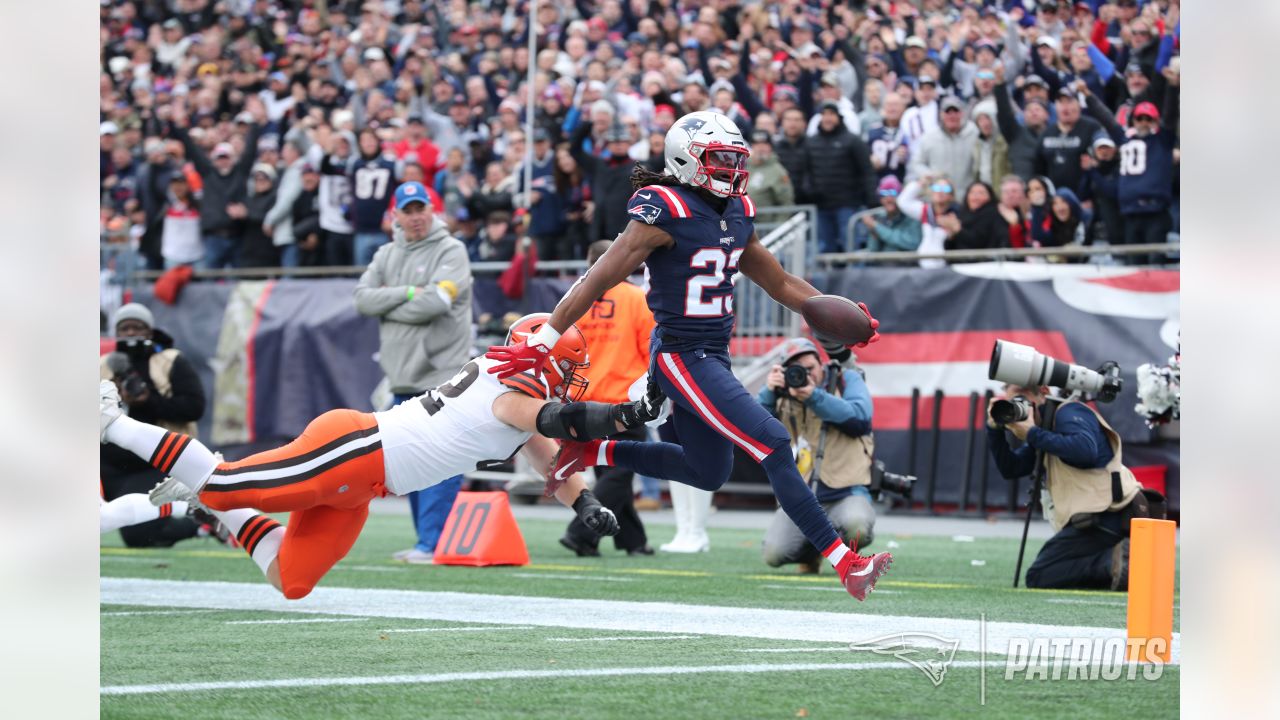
<box><xmin>354</xmin><ymin>181</ymin><xmax>473</xmax><ymax>563</ymax></box>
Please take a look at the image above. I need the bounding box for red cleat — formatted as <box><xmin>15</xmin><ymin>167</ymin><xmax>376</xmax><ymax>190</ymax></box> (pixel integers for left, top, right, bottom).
<box><xmin>841</xmin><ymin>551</ymin><xmax>893</xmax><ymax>600</ymax></box>
<box><xmin>547</xmin><ymin>440</ymin><xmax>602</xmax><ymax>497</ymax></box>
<box><xmin>834</xmin><ymin>549</ymin><xmax>894</xmax><ymax>601</ymax></box>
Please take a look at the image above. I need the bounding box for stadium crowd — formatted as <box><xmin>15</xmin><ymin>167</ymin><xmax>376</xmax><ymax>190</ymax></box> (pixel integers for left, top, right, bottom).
<box><xmin>99</xmin><ymin>0</ymin><xmax>1180</xmax><ymax>272</ymax></box>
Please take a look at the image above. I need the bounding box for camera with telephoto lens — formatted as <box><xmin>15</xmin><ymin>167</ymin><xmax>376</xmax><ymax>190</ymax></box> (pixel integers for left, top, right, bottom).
<box><xmin>990</xmin><ymin>395</ymin><xmax>1032</xmax><ymax>425</ymax></box>
<box><xmin>988</xmin><ymin>340</ymin><xmax>1122</xmax><ymax>403</ymax></box>
<box><xmin>868</xmin><ymin>459</ymin><xmax>916</xmax><ymax>502</ymax></box>
<box><xmin>783</xmin><ymin>364</ymin><xmax>810</xmax><ymax>390</ymax></box>
<box><xmin>104</xmin><ymin>351</ymin><xmax>148</xmax><ymax>398</ymax></box>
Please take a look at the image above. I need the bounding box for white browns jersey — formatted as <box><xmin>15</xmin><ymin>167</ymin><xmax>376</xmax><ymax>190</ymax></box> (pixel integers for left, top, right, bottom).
<box><xmin>375</xmin><ymin>356</ymin><xmax>550</xmax><ymax>496</ymax></box>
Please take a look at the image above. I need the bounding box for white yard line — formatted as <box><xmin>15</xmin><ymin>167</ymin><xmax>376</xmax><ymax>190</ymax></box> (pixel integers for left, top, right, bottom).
<box><xmin>101</xmin><ymin>609</ymin><xmax>222</xmax><ymax>617</ymax></box>
<box><xmin>511</xmin><ymin>572</ymin><xmax>635</xmax><ymax>583</ymax></box>
<box><xmin>100</xmin><ymin>661</ymin><xmax>989</xmax><ymax>696</ymax></box>
<box><xmin>224</xmin><ymin>618</ymin><xmax>370</xmax><ymax>625</ymax></box>
<box><xmin>99</xmin><ymin>577</ymin><xmax>1181</xmax><ymax>663</ymax></box>
<box><xmin>546</xmin><ymin>635</ymin><xmax>699</xmax><ymax>642</ymax></box>
<box><xmin>1046</xmin><ymin>599</ymin><xmax>1128</xmax><ymax>607</ymax></box>
<box><xmin>332</xmin><ymin>565</ymin><xmax>407</xmax><ymax>573</ymax></box>
<box><xmin>760</xmin><ymin>584</ymin><xmax>900</xmax><ymax>595</ymax></box>
<box><xmin>382</xmin><ymin>625</ymin><xmax>536</xmax><ymax>634</ymax></box>
<box><xmin>735</xmin><ymin>647</ymin><xmax>856</xmax><ymax>653</ymax></box>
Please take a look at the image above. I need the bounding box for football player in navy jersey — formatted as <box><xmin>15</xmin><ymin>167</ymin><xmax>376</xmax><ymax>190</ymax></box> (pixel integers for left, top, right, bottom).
<box><xmin>487</xmin><ymin>111</ymin><xmax>893</xmax><ymax>601</ymax></box>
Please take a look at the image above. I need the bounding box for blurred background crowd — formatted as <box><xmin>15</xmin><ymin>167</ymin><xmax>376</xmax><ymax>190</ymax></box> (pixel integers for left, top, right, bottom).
<box><xmin>99</xmin><ymin>0</ymin><xmax>1180</xmax><ymax>272</ymax></box>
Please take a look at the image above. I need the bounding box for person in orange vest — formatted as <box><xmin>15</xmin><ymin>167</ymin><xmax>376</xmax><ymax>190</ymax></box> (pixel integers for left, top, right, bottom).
<box><xmin>559</xmin><ymin>240</ymin><xmax>658</xmax><ymax>557</ymax></box>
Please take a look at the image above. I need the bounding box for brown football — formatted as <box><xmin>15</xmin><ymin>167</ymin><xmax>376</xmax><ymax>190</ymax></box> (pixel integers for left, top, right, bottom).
<box><xmin>800</xmin><ymin>295</ymin><xmax>875</xmax><ymax>345</ymax></box>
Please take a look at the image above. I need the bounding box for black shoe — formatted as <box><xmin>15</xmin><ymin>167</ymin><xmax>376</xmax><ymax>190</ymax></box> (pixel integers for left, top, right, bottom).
<box><xmin>627</xmin><ymin>545</ymin><xmax>655</xmax><ymax>556</ymax></box>
<box><xmin>1110</xmin><ymin>538</ymin><xmax>1130</xmax><ymax>591</ymax></box>
<box><xmin>559</xmin><ymin>535</ymin><xmax>600</xmax><ymax>557</ymax></box>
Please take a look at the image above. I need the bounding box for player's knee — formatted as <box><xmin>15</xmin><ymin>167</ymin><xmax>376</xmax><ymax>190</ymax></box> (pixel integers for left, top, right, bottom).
<box><xmin>686</xmin><ymin>450</ymin><xmax>733</xmax><ymax>489</ymax></box>
<box><xmin>281</xmin><ymin>583</ymin><xmax>315</xmax><ymax>600</ymax></box>
<box><xmin>753</xmin><ymin>418</ymin><xmax>793</xmax><ymax>456</ymax></box>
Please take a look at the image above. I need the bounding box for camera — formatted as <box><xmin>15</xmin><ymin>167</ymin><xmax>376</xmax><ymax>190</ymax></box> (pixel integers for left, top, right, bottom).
<box><xmin>988</xmin><ymin>340</ymin><xmax>1122</xmax><ymax>403</ymax></box>
<box><xmin>868</xmin><ymin>459</ymin><xmax>916</xmax><ymax>502</ymax></box>
<box><xmin>990</xmin><ymin>395</ymin><xmax>1032</xmax><ymax>425</ymax></box>
<box><xmin>105</xmin><ymin>351</ymin><xmax>148</xmax><ymax>398</ymax></box>
<box><xmin>783</xmin><ymin>364</ymin><xmax>810</xmax><ymax>390</ymax></box>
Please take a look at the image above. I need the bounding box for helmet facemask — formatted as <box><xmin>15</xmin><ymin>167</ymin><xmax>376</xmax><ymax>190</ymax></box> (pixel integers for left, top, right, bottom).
<box><xmin>691</xmin><ymin>143</ymin><xmax>750</xmax><ymax>197</ymax></box>
<box><xmin>548</xmin><ymin>356</ymin><xmax>590</xmax><ymax>402</ymax></box>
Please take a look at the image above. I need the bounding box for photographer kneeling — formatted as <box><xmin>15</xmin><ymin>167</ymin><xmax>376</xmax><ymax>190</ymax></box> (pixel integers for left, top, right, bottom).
<box><xmin>758</xmin><ymin>339</ymin><xmax>876</xmax><ymax>573</ymax></box>
<box><xmin>100</xmin><ymin>303</ymin><xmax>208</xmax><ymax>547</ymax></box>
<box><xmin>988</xmin><ymin>383</ymin><xmax>1145</xmax><ymax>591</ymax></box>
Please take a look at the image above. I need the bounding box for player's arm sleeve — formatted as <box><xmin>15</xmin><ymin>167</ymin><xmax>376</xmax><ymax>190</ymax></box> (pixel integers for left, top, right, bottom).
<box><xmin>625</xmin><ymin>186</ymin><xmax>685</xmax><ymax>234</ymax></box>
<box><xmin>1025</xmin><ymin>405</ymin><xmax>1105</xmax><ymax>468</ymax></box>
<box><xmin>353</xmin><ymin>249</ymin><xmax>407</xmax><ymax>317</ymax></box>
<box><xmin>987</xmin><ymin>426</ymin><xmax>1035</xmax><ymax>479</ymax></box>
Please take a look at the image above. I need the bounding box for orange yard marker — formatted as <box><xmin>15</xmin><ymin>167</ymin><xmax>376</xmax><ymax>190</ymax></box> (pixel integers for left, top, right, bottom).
<box><xmin>1126</xmin><ymin>518</ymin><xmax>1177</xmax><ymax>662</ymax></box>
<box><xmin>433</xmin><ymin>492</ymin><xmax>530</xmax><ymax>567</ymax></box>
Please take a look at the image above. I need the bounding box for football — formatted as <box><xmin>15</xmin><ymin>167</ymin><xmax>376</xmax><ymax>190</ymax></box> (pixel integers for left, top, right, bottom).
<box><xmin>800</xmin><ymin>295</ymin><xmax>876</xmax><ymax>345</ymax></box>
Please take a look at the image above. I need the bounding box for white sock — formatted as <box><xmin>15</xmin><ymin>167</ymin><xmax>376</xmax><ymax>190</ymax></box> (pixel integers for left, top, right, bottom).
<box><xmin>99</xmin><ymin>494</ymin><xmax>187</xmax><ymax>533</ymax></box>
<box><xmin>105</xmin><ymin>415</ymin><xmax>218</xmax><ymax>492</ymax></box>
<box><xmin>211</xmin><ymin>508</ymin><xmax>285</xmax><ymax>575</ymax></box>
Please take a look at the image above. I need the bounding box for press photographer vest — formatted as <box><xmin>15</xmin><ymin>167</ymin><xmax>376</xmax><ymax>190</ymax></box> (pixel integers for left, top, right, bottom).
<box><xmin>774</xmin><ymin>395</ymin><xmax>873</xmax><ymax>489</ymax></box>
<box><xmin>99</xmin><ymin>349</ymin><xmax>198</xmax><ymax>436</ymax></box>
<box><xmin>1043</xmin><ymin>400</ymin><xmax>1141</xmax><ymax>532</ymax></box>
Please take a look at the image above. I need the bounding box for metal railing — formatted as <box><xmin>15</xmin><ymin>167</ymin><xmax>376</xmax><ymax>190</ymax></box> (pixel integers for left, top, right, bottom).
<box><xmin>843</xmin><ymin>208</ymin><xmax>883</xmax><ymax>254</ymax></box>
<box><xmin>753</xmin><ymin>204</ymin><xmax>819</xmax><ymax>255</ymax></box>
<box><xmin>816</xmin><ymin>242</ymin><xmax>1180</xmax><ymax>266</ymax></box>
<box><xmin>731</xmin><ymin>211</ymin><xmax>809</xmax><ymax>381</ymax></box>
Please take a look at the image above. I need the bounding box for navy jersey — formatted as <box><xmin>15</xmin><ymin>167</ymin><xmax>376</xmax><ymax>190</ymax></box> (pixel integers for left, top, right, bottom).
<box><xmin>866</xmin><ymin>123</ymin><xmax>907</xmax><ymax>182</ymax></box>
<box><xmin>626</xmin><ymin>184</ymin><xmax>757</xmax><ymax>344</ymax></box>
<box><xmin>1117</xmin><ymin>131</ymin><xmax>1174</xmax><ymax>216</ymax></box>
<box><xmin>350</xmin><ymin>155</ymin><xmax>398</xmax><ymax>232</ymax></box>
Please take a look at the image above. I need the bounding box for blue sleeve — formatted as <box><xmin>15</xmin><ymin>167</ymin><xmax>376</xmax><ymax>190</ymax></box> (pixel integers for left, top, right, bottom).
<box><xmin>807</xmin><ymin>369</ymin><xmax>873</xmax><ymax>436</ymax></box>
<box><xmin>988</xmin><ymin>426</ymin><xmax>1035</xmax><ymax>478</ymax></box>
<box><xmin>1087</xmin><ymin>44</ymin><xmax>1116</xmax><ymax>82</ymax></box>
<box><xmin>1155</xmin><ymin>28</ymin><xmax>1176</xmax><ymax>71</ymax></box>
<box><xmin>1025</xmin><ymin>404</ymin><xmax>1112</xmax><ymax>468</ymax></box>
<box><xmin>626</xmin><ymin>186</ymin><xmax>685</xmax><ymax>234</ymax></box>
<box><xmin>561</xmin><ymin>106</ymin><xmax>580</xmax><ymax>137</ymax></box>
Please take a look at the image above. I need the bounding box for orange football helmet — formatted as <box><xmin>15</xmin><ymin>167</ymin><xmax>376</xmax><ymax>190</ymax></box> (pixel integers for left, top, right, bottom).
<box><xmin>504</xmin><ymin>313</ymin><xmax>590</xmax><ymax>401</ymax></box>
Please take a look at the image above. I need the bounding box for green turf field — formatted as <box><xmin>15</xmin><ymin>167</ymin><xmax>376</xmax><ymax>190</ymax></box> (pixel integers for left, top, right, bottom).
<box><xmin>100</xmin><ymin>513</ymin><xmax>1179</xmax><ymax>719</ymax></box>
